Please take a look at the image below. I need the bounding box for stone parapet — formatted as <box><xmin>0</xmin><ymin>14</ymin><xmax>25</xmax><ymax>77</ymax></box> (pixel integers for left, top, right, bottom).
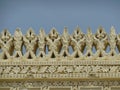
<box><xmin>0</xmin><ymin>27</ymin><xmax>120</xmax><ymax>90</ymax></box>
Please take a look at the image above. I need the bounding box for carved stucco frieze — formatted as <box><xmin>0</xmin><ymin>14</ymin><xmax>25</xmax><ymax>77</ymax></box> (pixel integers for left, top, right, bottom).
<box><xmin>0</xmin><ymin>27</ymin><xmax>120</xmax><ymax>90</ymax></box>
<box><xmin>0</xmin><ymin>81</ymin><xmax>120</xmax><ymax>90</ymax></box>
<box><xmin>0</xmin><ymin>26</ymin><xmax>120</xmax><ymax>60</ymax></box>
<box><xmin>0</xmin><ymin>64</ymin><xmax>120</xmax><ymax>79</ymax></box>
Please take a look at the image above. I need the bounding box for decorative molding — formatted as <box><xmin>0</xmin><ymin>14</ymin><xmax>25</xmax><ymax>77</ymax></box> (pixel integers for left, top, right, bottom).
<box><xmin>0</xmin><ymin>26</ymin><xmax>120</xmax><ymax>60</ymax></box>
<box><xmin>0</xmin><ymin>64</ymin><xmax>120</xmax><ymax>79</ymax></box>
<box><xmin>0</xmin><ymin>27</ymin><xmax>120</xmax><ymax>90</ymax></box>
<box><xmin>0</xmin><ymin>81</ymin><xmax>120</xmax><ymax>90</ymax></box>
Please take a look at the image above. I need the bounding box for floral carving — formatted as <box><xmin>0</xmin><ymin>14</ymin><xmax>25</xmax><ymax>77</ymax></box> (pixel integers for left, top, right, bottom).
<box><xmin>0</xmin><ymin>27</ymin><xmax>120</xmax><ymax>90</ymax></box>
<box><xmin>0</xmin><ymin>26</ymin><xmax>119</xmax><ymax>59</ymax></box>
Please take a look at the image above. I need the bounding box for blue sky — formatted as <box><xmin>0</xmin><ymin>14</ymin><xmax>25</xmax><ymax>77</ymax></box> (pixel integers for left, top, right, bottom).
<box><xmin>0</xmin><ymin>0</ymin><xmax>120</xmax><ymax>34</ymax></box>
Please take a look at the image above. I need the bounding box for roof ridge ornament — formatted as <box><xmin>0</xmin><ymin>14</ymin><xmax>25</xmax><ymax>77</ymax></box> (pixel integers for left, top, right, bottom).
<box><xmin>0</xmin><ymin>26</ymin><xmax>119</xmax><ymax>60</ymax></box>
